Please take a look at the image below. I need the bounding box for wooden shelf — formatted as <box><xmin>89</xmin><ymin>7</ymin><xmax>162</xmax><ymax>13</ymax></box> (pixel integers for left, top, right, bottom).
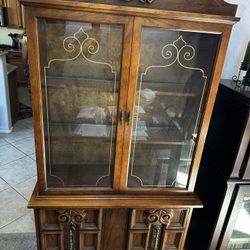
<box><xmin>47</xmin><ymin>123</ymin><xmax>113</xmax><ymax>143</ymax></box>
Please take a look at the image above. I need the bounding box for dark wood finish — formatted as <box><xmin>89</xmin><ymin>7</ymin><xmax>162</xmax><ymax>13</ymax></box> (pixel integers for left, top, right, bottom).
<box><xmin>7</xmin><ymin>51</ymin><xmax>26</xmax><ymax>85</ymax></box>
<box><xmin>102</xmin><ymin>209</ymin><xmax>128</xmax><ymax>249</ymax></box>
<box><xmin>20</xmin><ymin>0</ymin><xmax>239</xmax><ymax>20</ymax></box>
<box><xmin>128</xmin><ymin>208</ymin><xmax>190</xmax><ymax>250</ymax></box>
<box><xmin>34</xmin><ymin>207</ymin><xmax>192</xmax><ymax>250</ymax></box>
<box><xmin>28</xmin><ymin>183</ymin><xmax>203</xmax><ymax>209</ymax></box>
<box><xmin>4</xmin><ymin>0</ymin><xmax>23</xmax><ymax>27</ymax></box>
<box><xmin>21</xmin><ymin>0</ymin><xmax>239</xmax><ymax>249</ymax></box>
<box><xmin>36</xmin><ymin>208</ymin><xmax>103</xmax><ymax>250</ymax></box>
<box><xmin>7</xmin><ymin>67</ymin><xmax>19</xmax><ymax>125</ymax></box>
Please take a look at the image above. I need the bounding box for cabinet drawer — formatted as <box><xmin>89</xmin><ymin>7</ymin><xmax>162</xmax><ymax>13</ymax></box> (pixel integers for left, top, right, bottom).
<box><xmin>35</xmin><ymin>208</ymin><xmax>191</xmax><ymax>250</ymax></box>
<box><xmin>7</xmin><ymin>52</ymin><xmax>26</xmax><ymax>84</ymax></box>
<box><xmin>7</xmin><ymin>51</ymin><xmax>22</xmax><ymax>60</ymax></box>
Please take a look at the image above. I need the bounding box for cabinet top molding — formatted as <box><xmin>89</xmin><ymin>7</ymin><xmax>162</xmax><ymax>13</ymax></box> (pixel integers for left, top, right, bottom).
<box><xmin>20</xmin><ymin>0</ymin><xmax>239</xmax><ymax>22</ymax></box>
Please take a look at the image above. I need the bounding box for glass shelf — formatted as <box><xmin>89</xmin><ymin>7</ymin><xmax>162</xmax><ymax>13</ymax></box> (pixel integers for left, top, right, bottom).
<box><xmin>47</xmin><ymin>123</ymin><xmax>113</xmax><ymax>143</ymax></box>
<box><xmin>133</xmin><ymin>126</ymin><xmax>188</xmax><ymax>145</ymax></box>
<box><xmin>44</xmin><ymin>75</ymin><xmax>119</xmax><ymax>93</ymax></box>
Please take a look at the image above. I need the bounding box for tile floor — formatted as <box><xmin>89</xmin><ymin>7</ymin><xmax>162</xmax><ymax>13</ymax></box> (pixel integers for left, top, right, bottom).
<box><xmin>0</xmin><ymin>117</ymin><xmax>37</xmax><ymax>250</ymax></box>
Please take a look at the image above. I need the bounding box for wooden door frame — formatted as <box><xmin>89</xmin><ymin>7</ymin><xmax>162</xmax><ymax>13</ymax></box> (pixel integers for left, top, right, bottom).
<box><xmin>119</xmin><ymin>16</ymin><xmax>234</xmax><ymax>194</ymax></box>
<box><xmin>24</xmin><ymin>5</ymin><xmax>134</xmax><ymax>195</ymax></box>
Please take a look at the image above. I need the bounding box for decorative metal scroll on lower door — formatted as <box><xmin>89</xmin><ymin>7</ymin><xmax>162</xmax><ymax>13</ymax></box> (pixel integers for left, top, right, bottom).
<box><xmin>42</xmin><ymin>25</ymin><xmax>121</xmax><ymax>187</ymax></box>
<box><xmin>129</xmin><ymin>34</ymin><xmax>208</xmax><ymax>188</ymax></box>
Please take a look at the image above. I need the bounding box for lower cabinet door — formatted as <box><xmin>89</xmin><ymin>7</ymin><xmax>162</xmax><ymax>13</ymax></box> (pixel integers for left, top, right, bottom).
<box><xmin>34</xmin><ymin>208</ymin><xmax>191</xmax><ymax>250</ymax></box>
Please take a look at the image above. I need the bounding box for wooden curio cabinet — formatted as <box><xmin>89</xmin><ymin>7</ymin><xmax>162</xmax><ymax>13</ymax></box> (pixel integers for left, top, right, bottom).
<box><xmin>20</xmin><ymin>0</ymin><xmax>239</xmax><ymax>249</ymax></box>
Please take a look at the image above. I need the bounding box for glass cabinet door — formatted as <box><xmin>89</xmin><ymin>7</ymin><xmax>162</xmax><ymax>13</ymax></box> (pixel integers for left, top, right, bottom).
<box><xmin>38</xmin><ymin>18</ymin><xmax>126</xmax><ymax>189</ymax></box>
<box><xmin>226</xmin><ymin>187</ymin><xmax>250</xmax><ymax>250</ymax></box>
<box><xmin>127</xmin><ymin>26</ymin><xmax>220</xmax><ymax>189</ymax></box>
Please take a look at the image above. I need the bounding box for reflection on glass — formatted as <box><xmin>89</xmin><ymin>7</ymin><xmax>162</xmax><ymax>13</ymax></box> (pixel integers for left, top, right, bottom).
<box><xmin>128</xmin><ymin>28</ymin><xmax>219</xmax><ymax>189</ymax></box>
<box><xmin>227</xmin><ymin>193</ymin><xmax>250</xmax><ymax>250</ymax></box>
<box><xmin>39</xmin><ymin>20</ymin><xmax>123</xmax><ymax>188</ymax></box>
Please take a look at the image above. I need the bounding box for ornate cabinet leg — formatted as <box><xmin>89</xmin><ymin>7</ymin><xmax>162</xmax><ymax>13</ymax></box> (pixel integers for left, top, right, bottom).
<box><xmin>147</xmin><ymin>209</ymin><xmax>174</xmax><ymax>250</ymax></box>
<box><xmin>58</xmin><ymin>210</ymin><xmax>87</xmax><ymax>250</ymax></box>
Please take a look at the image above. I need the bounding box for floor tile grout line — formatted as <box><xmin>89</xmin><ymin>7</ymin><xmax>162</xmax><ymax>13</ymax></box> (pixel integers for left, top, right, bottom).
<box><xmin>0</xmin><ymin>175</ymin><xmax>37</xmax><ymax>194</ymax></box>
<box><xmin>2</xmin><ymin>174</ymin><xmax>38</xmax><ymax>190</ymax></box>
<box><xmin>0</xmin><ymin>119</ymin><xmax>36</xmax><ymax>237</ymax></box>
<box><xmin>0</xmin><ymin>211</ymin><xmax>31</xmax><ymax>230</ymax></box>
<box><xmin>0</xmin><ymin>154</ymin><xmax>30</xmax><ymax>168</ymax></box>
<box><xmin>0</xmin><ymin>185</ymin><xmax>31</xmax><ymax>230</ymax></box>
<box><xmin>0</xmin><ymin>176</ymin><xmax>11</xmax><ymax>192</ymax></box>
<box><xmin>5</xmin><ymin>134</ymin><xmax>34</xmax><ymax>144</ymax></box>
<box><xmin>11</xmin><ymin>175</ymin><xmax>37</xmax><ymax>188</ymax></box>
<box><xmin>9</xmin><ymin>135</ymin><xmax>34</xmax><ymax>144</ymax></box>
<box><xmin>10</xmin><ymin>185</ymin><xmax>30</xmax><ymax>202</ymax></box>
<box><xmin>8</xmin><ymin>140</ymin><xmax>36</xmax><ymax>160</ymax></box>
<box><xmin>27</xmin><ymin>154</ymin><xmax>36</xmax><ymax>162</ymax></box>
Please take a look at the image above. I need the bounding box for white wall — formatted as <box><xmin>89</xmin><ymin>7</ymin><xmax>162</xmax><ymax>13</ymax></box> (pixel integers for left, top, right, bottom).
<box><xmin>0</xmin><ymin>27</ymin><xmax>24</xmax><ymax>45</ymax></box>
<box><xmin>222</xmin><ymin>0</ymin><xmax>250</xmax><ymax>79</ymax></box>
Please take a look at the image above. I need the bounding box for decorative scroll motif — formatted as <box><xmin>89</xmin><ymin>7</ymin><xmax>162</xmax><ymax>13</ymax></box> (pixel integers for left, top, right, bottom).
<box><xmin>123</xmin><ymin>0</ymin><xmax>155</xmax><ymax>3</ymax></box>
<box><xmin>58</xmin><ymin>210</ymin><xmax>87</xmax><ymax>250</ymax></box>
<box><xmin>130</xmin><ymin>35</ymin><xmax>208</xmax><ymax>188</ymax></box>
<box><xmin>44</xmin><ymin>27</ymin><xmax>117</xmax><ymax>187</ymax></box>
<box><xmin>147</xmin><ymin>209</ymin><xmax>174</xmax><ymax>250</ymax></box>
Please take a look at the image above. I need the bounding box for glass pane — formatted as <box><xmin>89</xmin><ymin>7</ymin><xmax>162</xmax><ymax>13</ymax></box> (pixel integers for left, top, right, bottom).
<box><xmin>227</xmin><ymin>192</ymin><xmax>250</xmax><ymax>250</ymax></box>
<box><xmin>128</xmin><ymin>28</ymin><xmax>220</xmax><ymax>189</ymax></box>
<box><xmin>38</xmin><ymin>20</ymin><xmax>124</xmax><ymax>188</ymax></box>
